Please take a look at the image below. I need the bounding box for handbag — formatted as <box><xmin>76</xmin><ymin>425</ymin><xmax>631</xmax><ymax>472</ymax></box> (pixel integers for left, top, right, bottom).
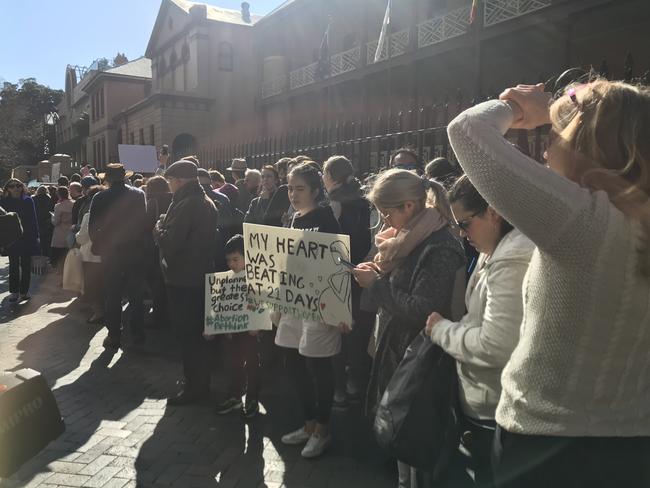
<box><xmin>374</xmin><ymin>331</ymin><xmax>460</xmax><ymax>476</ymax></box>
<box><xmin>62</xmin><ymin>248</ymin><xmax>84</xmax><ymax>293</ymax></box>
<box><xmin>0</xmin><ymin>210</ymin><xmax>23</xmax><ymax>248</ymax></box>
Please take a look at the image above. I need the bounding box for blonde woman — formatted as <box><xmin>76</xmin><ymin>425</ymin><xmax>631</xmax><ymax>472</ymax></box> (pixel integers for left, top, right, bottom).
<box><xmin>446</xmin><ymin>81</ymin><xmax>650</xmax><ymax>487</ymax></box>
<box><xmin>353</xmin><ymin>169</ymin><xmax>465</xmax><ymax>487</ymax></box>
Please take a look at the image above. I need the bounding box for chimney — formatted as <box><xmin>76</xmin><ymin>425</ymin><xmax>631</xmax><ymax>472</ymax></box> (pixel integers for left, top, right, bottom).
<box><xmin>241</xmin><ymin>2</ymin><xmax>251</xmax><ymax>23</ymax></box>
<box><xmin>190</xmin><ymin>4</ymin><xmax>207</xmax><ymax>19</ymax></box>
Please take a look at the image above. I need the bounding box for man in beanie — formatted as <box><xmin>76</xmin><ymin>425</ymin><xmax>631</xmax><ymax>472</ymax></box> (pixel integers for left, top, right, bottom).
<box><xmin>89</xmin><ymin>164</ymin><xmax>148</xmax><ymax>350</ymax></box>
<box><xmin>154</xmin><ymin>160</ymin><xmax>218</xmax><ymax>405</ymax></box>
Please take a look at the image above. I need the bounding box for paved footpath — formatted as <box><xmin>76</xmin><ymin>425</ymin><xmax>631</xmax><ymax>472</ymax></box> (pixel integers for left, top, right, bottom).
<box><xmin>0</xmin><ymin>258</ymin><xmax>395</xmax><ymax>488</ymax></box>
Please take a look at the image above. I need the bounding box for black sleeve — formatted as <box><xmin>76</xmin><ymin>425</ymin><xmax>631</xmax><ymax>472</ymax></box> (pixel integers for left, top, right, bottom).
<box><xmin>319</xmin><ymin>206</ymin><xmax>342</xmax><ymax>235</ymax></box>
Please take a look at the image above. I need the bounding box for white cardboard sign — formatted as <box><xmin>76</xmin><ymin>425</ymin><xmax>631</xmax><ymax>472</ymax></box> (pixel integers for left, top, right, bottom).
<box><xmin>118</xmin><ymin>144</ymin><xmax>159</xmax><ymax>174</ymax></box>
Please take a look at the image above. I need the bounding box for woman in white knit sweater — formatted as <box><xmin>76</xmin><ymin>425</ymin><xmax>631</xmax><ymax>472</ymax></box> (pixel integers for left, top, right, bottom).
<box><xmin>425</xmin><ymin>175</ymin><xmax>534</xmax><ymax>486</ymax></box>
<box><xmin>446</xmin><ymin>81</ymin><xmax>650</xmax><ymax>487</ymax></box>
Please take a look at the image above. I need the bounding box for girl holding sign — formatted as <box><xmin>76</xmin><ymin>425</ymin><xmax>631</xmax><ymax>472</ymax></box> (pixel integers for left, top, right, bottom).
<box><xmin>275</xmin><ymin>163</ymin><xmax>346</xmax><ymax>459</ymax></box>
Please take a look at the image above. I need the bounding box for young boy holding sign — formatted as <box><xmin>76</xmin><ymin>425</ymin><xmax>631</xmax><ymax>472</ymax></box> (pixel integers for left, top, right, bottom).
<box><xmin>213</xmin><ymin>235</ymin><xmax>263</xmax><ymax>419</ymax></box>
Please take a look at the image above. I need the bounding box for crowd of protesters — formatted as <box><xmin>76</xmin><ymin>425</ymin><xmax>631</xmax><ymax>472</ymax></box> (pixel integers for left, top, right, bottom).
<box><xmin>1</xmin><ymin>77</ymin><xmax>650</xmax><ymax>488</ymax></box>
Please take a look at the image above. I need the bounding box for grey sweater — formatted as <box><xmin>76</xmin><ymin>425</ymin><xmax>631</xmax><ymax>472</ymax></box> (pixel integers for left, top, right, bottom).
<box><xmin>448</xmin><ymin>100</ymin><xmax>650</xmax><ymax>436</ymax></box>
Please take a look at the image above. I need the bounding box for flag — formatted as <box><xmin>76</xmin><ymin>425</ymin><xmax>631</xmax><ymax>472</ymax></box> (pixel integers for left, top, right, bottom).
<box><xmin>316</xmin><ymin>19</ymin><xmax>331</xmax><ymax>79</ymax></box>
<box><xmin>469</xmin><ymin>0</ymin><xmax>479</xmax><ymax>24</ymax></box>
<box><xmin>375</xmin><ymin>0</ymin><xmax>392</xmax><ymax>63</ymax></box>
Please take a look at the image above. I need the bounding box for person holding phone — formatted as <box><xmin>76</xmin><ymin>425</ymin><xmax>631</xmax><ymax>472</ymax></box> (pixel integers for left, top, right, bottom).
<box><xmin>353</xmin><ymin>169</ymin><xmax>465</xmax><ymax>487</ymax></box>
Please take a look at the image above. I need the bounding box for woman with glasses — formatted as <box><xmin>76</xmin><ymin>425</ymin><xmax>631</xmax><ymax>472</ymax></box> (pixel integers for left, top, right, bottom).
<box><xmin>353</xmin><ymin>169</ymin><xmax>466</xmax><ymax>487</ymax></box>
<box><xmin>424</xmin><ymin>174</ymin><xmax>534</xmax><ymax>487</ymax></box>
<box><xmin>447</xmin><ymin>80</ymin><xmax>650</xmax><ymax>486</ymax></box>
<box><xmin>1</xmin><ymin>178</ymin><xmax>40</xmax><ymax>302</ymax></box>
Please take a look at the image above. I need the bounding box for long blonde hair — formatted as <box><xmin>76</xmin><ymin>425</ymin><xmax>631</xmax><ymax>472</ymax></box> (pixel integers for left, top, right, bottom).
<box><xmin>550</xmin><ymin>79</ymin><xmax>650</xmax><ymax>274</ymax></box>
<box><xmin>367</xmin><ymin>168</ymin><xmax>453</xmax><ymax>222</ymax></box>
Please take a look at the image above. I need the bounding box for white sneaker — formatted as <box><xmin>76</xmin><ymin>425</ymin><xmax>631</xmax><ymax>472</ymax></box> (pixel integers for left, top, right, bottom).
<box><xmin>7</xmin><ymin>293</ymin><xmax>19</xmax><ymax>303</ymax></box>
<box><xmin>19</xmin><ymin>294</ymin><xmax>31</xmax><ymax>302</ymax></box>
<box><xmin>281</xmin><ymin>427</ymin><xmax>311</xmax><ymax>445</ymax></box>
<box><xmin>301</xmin><ymin>433</ymin><xmax>331</xmax><ymax>458</ymax></box>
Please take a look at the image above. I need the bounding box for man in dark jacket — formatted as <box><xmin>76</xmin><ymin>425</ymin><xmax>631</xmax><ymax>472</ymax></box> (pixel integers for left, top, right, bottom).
<box><xmin>89</xmin><ymin>164</ymin><xmax>147</xmax><ymax>350</ymax></box>
<box><xmin>154</xmin><ymin>160</ymin><xmax>218</xmax><ymax>405</ymax></box>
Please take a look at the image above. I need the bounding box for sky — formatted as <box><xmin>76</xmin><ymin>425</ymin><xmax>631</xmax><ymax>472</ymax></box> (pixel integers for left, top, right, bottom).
<box><xmin>0</xmin><ymin>0</ymin><xmax>284</xmax><ymax>90</ymax></box>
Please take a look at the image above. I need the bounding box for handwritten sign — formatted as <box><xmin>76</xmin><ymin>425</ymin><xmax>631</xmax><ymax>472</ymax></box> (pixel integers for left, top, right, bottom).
<box><xmin>204</xmin><ymin>270</ymin><xmax>271</xmax><ymax>335</ymax></box>
<box><xmin>243</xmin><ymin>223</ymin><xmax>352</xmax><ymax>327</ymax></box>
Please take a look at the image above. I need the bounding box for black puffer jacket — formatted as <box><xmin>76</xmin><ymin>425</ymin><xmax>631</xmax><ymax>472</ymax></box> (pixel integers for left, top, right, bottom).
<box><xmin>365</xmin><ymin>228</ymin><xmax>465</xmax><ymax>416</ymax></box>
<box><xmin>153</xmin><ymin>180</ymin><xmax>218</xmax><ymax>287</ymax></box>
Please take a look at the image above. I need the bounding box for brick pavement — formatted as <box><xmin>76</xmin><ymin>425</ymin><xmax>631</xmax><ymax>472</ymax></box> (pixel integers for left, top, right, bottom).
<box><xmin>0</xmin><ymin>259</ymin><xmax>395</xmax><ymax>488</ymax></box>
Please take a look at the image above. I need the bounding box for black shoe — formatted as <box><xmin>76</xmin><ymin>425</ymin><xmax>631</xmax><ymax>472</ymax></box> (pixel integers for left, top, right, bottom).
<box><xmin>241</xmin><ymin>399</ymin><xmax>259</xmax><ymax>419</ymax></box>
<box><xmin>167</xmin><ymin>389</ymin><xmax>209</xmax><ymax>406</ymax></box>
<box><xmin>102</xmin><ymin>335</ymin><xmax>121</xmax><ymax>350</ymax></box>
<box><xmin>214</xmin><ymin>397</ymin><xmax>243</xmax><ymax>415</ymax></box>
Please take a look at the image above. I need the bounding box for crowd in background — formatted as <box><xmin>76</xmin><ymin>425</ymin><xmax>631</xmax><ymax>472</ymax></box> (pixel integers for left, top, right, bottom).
<box><xmin>1</xmin><ymin>77</ymin><xmax>649</xmax><ymax>488</ymax></box>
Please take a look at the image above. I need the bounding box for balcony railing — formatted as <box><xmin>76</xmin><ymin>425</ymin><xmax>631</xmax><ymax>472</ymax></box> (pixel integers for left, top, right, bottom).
<box><xmin>265</xmin><ymin>1</ymin><xmax>554</xmax><ymax>98</ymax></box>
<box><xmin>367</xmin><ymin>28</ymin><xmax>411</xmax><ymax>65</ymax></box>
<box><xmin>330</xmin><ymin>46</ymin><xmax>362</xmax><ymax>77</ymax></box>
<box><xmin>261</xmin><ymin>76</ymin><xmax>286</xmax><ymax>99</ymax></box>
<box><xmin>289</xmin><ymin>61</ymin><xmax>318</xmax><ymax>90</ymax></box>
<box><xmin>418</xmin><ymin>5</ymin><xmax>472</xmax><ymax>48</ymax></box>
<box><xmin>483</xmin><ymin>0</ymin><xmax>552</xmax><ymax>27</ymax></box>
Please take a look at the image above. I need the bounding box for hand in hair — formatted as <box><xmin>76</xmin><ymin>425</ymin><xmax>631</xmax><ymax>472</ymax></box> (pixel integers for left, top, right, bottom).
<box><xmin>499</xmin><ymin>83</ymin><xmax>552</xmax><ymax>130</ymax></box>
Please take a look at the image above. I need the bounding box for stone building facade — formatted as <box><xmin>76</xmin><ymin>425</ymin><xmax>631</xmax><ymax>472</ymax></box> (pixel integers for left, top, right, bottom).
<box><xmin>56</xmin><ymin>0</ymin><xmax>650</xmax><ymax>169</ymax></box>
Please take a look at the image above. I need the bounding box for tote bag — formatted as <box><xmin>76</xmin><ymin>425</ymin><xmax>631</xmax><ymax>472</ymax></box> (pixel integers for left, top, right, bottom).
<box><xmin>62</xmin><ymin>248</ymin><xmax>84</xmax><ymax>294</ymax></box>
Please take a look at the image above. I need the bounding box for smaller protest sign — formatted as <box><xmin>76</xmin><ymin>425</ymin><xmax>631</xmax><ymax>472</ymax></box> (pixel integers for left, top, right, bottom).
<box><xmin>118</xmin><ymin>144</ymin><xmax>159</xmax><ymax>173</ymax></box>
<box><xmin>204</xmin><ymin>270</ymin><xmax>271</xmax><ymax>335</ymax></box>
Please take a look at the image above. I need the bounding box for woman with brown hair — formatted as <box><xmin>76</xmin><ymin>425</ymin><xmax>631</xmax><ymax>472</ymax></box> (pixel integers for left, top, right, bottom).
<box><xmin>1</xmin><ymin>178</ymin><xmax>40</xmax><ymax>302</ymax></box>
<box><xmin>446</xmin><ymin>80</ymin><xmax>650</xmax><ymax>487</ymax></box>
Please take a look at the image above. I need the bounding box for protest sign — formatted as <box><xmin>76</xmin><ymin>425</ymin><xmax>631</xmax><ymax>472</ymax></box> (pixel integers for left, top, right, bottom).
<box><xmin>118</xmin><ymin>144</ymin><xmax>159</xmax><ymax>173</ymax></box>
<box><xmin>204</xmin><ymin>270</ymin><xmax>271</xmax><ymax>335</ymax></box>
<box><xmin>243</xmin><ymin>223</ymin><xmax>352</xmax><ymax>327</ymax></box>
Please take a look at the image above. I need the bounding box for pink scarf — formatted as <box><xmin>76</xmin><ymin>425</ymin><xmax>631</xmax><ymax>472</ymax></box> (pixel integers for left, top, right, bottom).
<box><xmin>374</xmin><ymin>207</ymin><xmax>448</xmax><ymax>274</ymax></box>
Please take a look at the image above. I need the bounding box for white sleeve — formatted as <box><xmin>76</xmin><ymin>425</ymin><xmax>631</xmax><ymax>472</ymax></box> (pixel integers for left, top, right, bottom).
<box><xmin>430</xmin><ymin>261</ymin><xmax>528</xmax><ymax>369</ymax></box>
<box><xmin>447</xmin><ymin>100</ymin><xmax>596</xmax><ymax>252</ymax></box>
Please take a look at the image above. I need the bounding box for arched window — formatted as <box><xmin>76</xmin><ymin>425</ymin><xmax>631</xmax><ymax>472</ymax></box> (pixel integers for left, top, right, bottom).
<box><xmin>170</xmin><ymin>49</ymin><xmax>178</xmax><ymax>68</ymax></box>
<box><xmin>218</xmin><ymin>42</ymin><xmax>233</xmax><ymax>72</ymax></box>
<box><xmin>181</xmin><ymin>43</ymin><xmax>190</xmax><ymax>62</ymax></box>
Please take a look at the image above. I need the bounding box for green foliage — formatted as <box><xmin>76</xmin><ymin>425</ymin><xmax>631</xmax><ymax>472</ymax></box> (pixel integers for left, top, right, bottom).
<box><xmin>0</xmin><ymin>79</ymin><xmax>63</xmax><ymax>170</ymax></box>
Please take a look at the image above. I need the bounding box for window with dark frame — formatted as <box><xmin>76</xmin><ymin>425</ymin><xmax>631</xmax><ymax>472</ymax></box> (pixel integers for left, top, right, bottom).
<box><xmin>149</xmin><ymin>125</ymin><xmax>155</xmax><ymax>145</ymax></box>
<box><xmin>218</xmin><ymin>42</ymin><xmax>234</xmax><ymax>71</ymax></box>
